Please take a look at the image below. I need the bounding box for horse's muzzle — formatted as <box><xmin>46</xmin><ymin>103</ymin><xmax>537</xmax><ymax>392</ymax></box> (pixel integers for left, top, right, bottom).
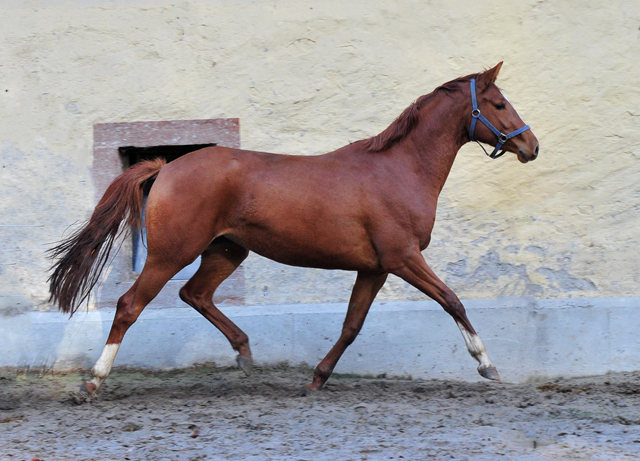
<box><xmin>517</xmin><ymin>143</ymin><xmax>539</xmax><ymax>163</ymax></box>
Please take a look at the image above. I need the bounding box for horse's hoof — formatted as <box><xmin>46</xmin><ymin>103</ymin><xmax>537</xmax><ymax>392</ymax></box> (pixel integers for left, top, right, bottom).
<box><xmin>236</xmin><ymin>356</ymin><xmax>253</xmax><ymax>376</ymax></box>
<box><xmin>478</xmin><ymin>365</ymin><xmax>501</xmax><ymax>382</ymax></box>
<box><xmin>306</xmin><ymin>382</ymin><xmax>321</xmax><ymax>392</ymax></box>
<box><xmin>68</xmin><ymin>390</ymin><xmax>91</xmax><ymax>405</ymax></box>
<box><xmin>300</xmin><ymin>383</ymin><xmax>322</xmax><ymax>397</ymax></box>
<box><xmin>80</xmin><ymin>381</ymin><xmax>98</xmax><ymax>396</ymax></box>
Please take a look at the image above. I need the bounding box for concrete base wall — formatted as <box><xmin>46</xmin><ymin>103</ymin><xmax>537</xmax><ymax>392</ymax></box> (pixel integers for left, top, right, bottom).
<box><xmin>2</xmin><ymin>297</ymin><xmax>639</xmax><ymax>383</ymax></box>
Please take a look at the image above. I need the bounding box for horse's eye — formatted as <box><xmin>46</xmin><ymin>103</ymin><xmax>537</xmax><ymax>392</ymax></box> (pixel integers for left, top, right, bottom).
<box><xmin>495</xmin><ymin>102</ymin><xmax>506</xmax><ymax>110</ymax></box>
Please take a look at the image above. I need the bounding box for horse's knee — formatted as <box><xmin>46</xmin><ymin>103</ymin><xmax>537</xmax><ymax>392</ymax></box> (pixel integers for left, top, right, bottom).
<box><xmin>341</xmin><ymin>325</ymin><xmax>361</xmax><ymax>346</ymax></box>
<box><xmin>442</xmin><ymin>293</ymin><xmax>477</xmax><ymax>334</ymax></box>
<box><xmin>442</xmin><ymin>292</ymin><xmax>465</xmax><ymax>316</ymax></box>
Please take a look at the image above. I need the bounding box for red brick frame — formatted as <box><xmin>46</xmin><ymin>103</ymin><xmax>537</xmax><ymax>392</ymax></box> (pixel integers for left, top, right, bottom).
<box><xmin>90</xmin><ymin>119</ymin><xmax>244</xmax><ymax>309</ymax></box>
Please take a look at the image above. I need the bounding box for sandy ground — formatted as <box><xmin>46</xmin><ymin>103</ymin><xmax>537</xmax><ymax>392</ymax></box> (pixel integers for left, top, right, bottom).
<box><xmin>1</xmin><ymin>365</ymin><xmax>639</xmax><ymax>460</ymax></box>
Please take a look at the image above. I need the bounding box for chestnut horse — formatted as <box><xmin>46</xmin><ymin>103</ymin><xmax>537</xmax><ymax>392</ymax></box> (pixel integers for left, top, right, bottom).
<box><xmin>49</xmin><ymin>62</ymin><xmax>539</xmax><ymax>396</ymax></box>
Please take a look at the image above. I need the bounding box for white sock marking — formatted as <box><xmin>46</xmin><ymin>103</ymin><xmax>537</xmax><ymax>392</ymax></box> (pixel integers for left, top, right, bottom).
<box><xmin>456</xmin><ymin>322</ymin><xmax>494</xmax><ymax>368</ymax></box>
<box><xmin>92</xmin><ymin>343</ymin><xmax>120</xmax><ymax>383</ymax></box>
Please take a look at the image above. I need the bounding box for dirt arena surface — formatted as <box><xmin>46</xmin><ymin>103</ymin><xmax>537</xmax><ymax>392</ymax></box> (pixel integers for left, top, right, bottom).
<box><xmin>1</xmin><ymin>365</ymin><xmax>639</xmax><ymax>460</ymax></box>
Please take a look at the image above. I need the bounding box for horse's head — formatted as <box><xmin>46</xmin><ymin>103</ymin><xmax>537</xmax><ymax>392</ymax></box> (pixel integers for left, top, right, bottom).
<box><xmin>468</xmin><ymin>62</ymin><xmax>539</xmax><ymax>163</ymax></box>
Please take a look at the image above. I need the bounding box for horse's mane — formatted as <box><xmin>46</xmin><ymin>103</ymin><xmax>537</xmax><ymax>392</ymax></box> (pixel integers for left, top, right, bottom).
<box><xmin>364</xmin><ymin>73</ymin><xmax>480</xmax><ymax>152</ymax></box>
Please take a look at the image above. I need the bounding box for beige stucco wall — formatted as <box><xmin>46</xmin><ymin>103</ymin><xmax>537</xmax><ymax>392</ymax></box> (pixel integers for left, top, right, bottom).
<box><xmin>1</xmin><ymin>0</ymin><xmax>639</xmax><ymax>313</ymax></box>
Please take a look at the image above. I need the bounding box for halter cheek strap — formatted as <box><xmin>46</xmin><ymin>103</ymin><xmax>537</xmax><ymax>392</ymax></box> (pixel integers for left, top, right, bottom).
<box><xmin>469</xmin><ymin>78</ymin><xmax>531</xmax><ymax>159</ymax></box>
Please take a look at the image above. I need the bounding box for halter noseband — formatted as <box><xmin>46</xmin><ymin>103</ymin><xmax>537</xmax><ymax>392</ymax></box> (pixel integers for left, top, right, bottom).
<box><xmin>469</xmin><ymin>78</ymin><xmax>531</xmax><ymax>159</ymax></box>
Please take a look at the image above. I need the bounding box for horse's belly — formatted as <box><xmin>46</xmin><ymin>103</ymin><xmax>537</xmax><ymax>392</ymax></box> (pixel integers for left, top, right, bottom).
<box><xmin>226</xmin><ymin>227</ymin><xmax>380</xmax><ymax>272</ymax></box>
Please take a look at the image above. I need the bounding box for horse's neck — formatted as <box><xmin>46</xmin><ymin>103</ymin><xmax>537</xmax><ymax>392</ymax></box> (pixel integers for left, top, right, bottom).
<box><xmin>402</xmin><ymin>95</ymin><xmax>467</xmax><ymax>196</ymax></box>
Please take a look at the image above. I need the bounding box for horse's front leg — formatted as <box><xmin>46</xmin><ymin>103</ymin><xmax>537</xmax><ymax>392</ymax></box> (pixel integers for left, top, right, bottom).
<box><xmin>307</xmin><ymin>271</ymin><xmax>388</xmax><ymax>391</ymax></box>
<box><xmin>392</xmin><ymin>252</ymin><xmax>500</xmax><ymax>382</ymax></box>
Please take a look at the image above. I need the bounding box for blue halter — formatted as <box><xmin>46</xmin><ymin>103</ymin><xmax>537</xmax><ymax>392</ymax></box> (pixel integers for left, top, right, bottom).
<box><xmin>469</xmin><ymin>78</ymin><xmax>531</xmax><ymax>159</ymax></box>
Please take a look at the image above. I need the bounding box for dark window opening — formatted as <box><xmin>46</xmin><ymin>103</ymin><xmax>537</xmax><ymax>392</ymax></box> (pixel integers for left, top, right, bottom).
<box><xmin>119</xmin><ymin>143</ymin><xmax>216</xmax><ymax>279</ymax></box>
<box><xmin>119</xmin><ymin>143</ymin><xmax>216</xmax><ymax>166</ymax></box>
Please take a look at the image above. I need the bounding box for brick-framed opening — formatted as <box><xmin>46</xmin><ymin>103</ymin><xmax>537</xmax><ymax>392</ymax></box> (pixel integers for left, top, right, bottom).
<box><xmin>91</xmin><ymin>119</ymin><xmax>244</xmax><ymax>309</ymax></box>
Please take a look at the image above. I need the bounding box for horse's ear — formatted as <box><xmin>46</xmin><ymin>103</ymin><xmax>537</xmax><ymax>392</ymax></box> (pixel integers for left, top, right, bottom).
<box><xmin>479</xmin><ymin>61</ymin><xmax>503</xmax><ymax>88</ymax></box>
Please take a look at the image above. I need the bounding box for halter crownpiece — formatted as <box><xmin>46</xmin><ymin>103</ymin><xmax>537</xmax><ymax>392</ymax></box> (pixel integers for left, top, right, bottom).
<box><xmin>469</xmin><ymin>78</ymin><xmax>531</xmax><ymax>159</ymax></box>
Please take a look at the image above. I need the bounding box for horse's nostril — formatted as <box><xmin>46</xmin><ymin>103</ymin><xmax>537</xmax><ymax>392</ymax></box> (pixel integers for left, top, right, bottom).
<box><xmin>535</xmin><ymin>144</ymin><xmax>540</xmax><ymax>155</ymax></box>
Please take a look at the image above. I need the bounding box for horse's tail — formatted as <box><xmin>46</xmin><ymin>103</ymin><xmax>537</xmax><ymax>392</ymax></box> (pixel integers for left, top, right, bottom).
<box><xmin>48</xmin><ymin>158</ymin><xmax>166</xmax><ymax>315</ymax></box>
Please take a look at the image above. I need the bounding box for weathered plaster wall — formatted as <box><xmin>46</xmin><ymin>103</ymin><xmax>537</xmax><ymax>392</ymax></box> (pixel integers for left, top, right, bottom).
<box><xmin>1</xmin><ymin>0</ymin><xmax>639</xmax><ymax>314</ymax></box>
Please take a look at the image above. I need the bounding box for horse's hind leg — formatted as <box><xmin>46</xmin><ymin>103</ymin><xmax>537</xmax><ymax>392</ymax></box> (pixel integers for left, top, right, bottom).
<box><xmin>392</xmin><ymin>252</ymin><xmax>500</xmax><ymax>382</ymax></box>
<box><xmin>83</xmin><ymin>260</ymin><xmax>180</xmax><ymax>395</ymax></box>
<box><xmin>307</xmin><ymin>271</ymin><xmax>388</xmax><ymax>391</ymax></box>
<box><xmin>178</xmin><ymin>237</ymin><xmax>252</xmax><ymax>374</ymax></box>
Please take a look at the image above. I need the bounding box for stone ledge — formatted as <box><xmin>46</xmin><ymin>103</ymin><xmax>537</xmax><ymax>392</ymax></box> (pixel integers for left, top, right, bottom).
<box><xmin>2</xmin><ymin>297</ymin><xmax>639</xmax><ymax>383</ymax></box>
